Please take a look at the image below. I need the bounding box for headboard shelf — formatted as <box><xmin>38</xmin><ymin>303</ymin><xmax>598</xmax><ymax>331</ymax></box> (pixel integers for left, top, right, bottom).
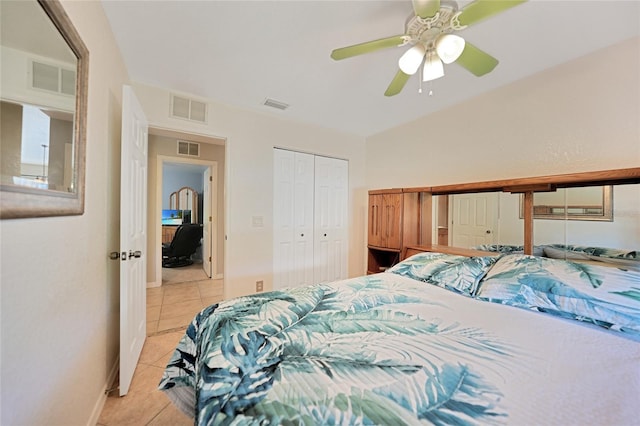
<box><xmin>403</xmin><ymin>245</ymin><xmax>500</xmax><ymax>260</ymax></box>
<box><xmin>401</xmin><ymin>167</ymin><xmax>640</xmax><ymax>195</ymax></box>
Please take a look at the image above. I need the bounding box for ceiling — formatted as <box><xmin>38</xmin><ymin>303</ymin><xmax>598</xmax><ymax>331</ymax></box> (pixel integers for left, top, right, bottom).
<box><xmin>101</xmin><ymin>0</ymin><xmax>640</xmax><ymax>137</ymax></box>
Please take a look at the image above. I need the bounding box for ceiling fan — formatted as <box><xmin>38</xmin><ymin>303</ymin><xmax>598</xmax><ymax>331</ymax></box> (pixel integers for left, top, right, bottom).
<box><xmin>330</xmin><ymin>0</ymin><xmax>527</xmax><ymax>96</ymax></box>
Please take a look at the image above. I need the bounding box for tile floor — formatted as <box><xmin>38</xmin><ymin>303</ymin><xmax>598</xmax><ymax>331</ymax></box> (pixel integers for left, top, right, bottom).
<box><xmin>97</xmin><ymin>266</ymin><xmax>223</xmax><ymax>425</ymax></box>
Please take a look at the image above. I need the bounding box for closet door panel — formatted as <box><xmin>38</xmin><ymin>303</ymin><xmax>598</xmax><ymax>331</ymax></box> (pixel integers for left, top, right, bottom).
<box><xmin>273</xmin><ymin>149</ymin><xmax>296</xmax><ymax>289</ymax></box>
<box><xmin>314</xmin><ymin>156</ymin><xmax>348</xmax><ymax>283</ymax></box>
<box><xmin>293</xmin><ymin>152</ymin><xmax>315</xmax><ymax>286</ymax></box>
<box><xmin>273</xmin><ymin>149</ymin><xmax>315</xmax><ymax>289</ymax></box>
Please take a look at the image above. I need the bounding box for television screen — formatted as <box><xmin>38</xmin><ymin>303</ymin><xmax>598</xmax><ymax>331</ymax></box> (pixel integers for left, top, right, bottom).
<box><xmin>162</xmin><ymin>209</ymin><xmax>183</xmax><ymax>225</ymax></box>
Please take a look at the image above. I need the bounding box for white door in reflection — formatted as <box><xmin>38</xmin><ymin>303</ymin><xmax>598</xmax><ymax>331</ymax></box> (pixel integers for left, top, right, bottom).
<box><xmin>451</xmin><ymin>193</ymin><xmax>499</xmax><ymax>248</ymax></box>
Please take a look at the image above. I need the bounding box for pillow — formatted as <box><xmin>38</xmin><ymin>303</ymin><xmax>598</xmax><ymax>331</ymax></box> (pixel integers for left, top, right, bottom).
<box><xmin>544</xmin><ymin>245</ymin><xmax>640</xmax><ymax>272</ymax></box>
<box><xmin>545</xmin><ymin>244</ymin><xmax>638</xmax><ymax>260</ymax></box>
<box><xmin>476</xmin><ymin>254</ymin><xmax>640</xmax><ymax>336</ymax></box>
<box><xmin>387</xmin><ymin>252</ymin><xmax>499</xmax><ymax>296</ymax></box>
<box><xmin>474</xmin><ymin>244</ymin><xmax>545</xmax><ymax>257</ymax></box>
<box><xmin>543</xmin><ymin>246</ymin><xmax>592</xmax><ymax>260</ymax></box>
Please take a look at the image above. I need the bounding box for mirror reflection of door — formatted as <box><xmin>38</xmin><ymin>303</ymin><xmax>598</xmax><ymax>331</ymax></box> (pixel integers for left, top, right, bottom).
<box><xmin>450</xmin><ymin>193</ymin><xmax>499</xmax><ymax>248</ymax></box>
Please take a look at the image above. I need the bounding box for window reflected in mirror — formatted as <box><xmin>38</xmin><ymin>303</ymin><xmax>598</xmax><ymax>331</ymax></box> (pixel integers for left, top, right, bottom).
<box><xmin>1</xmin><ymin>0</ymin><xmax>78</xmax><ymax>193</ymax></box>
<box><xmin>520</xmin><ymin>186</ymin><xmax>613</xmax><ymax>221</ymax></box>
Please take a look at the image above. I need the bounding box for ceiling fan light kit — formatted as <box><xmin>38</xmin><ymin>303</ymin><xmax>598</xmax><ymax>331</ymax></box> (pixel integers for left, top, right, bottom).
<box><xmin>399</xmin><ymin>44</ymin><xmax>427</xmax><ymax>75</ymax></box>
<box><xmin>436</xmin><ymin>34</ymin><xmax>465</xmax><ymax>64</ymax></box>
<box><xmin>422</xmin><ymin>51</ymin><xmax>444</xmax><ymax>82</ymax></box>
<box><xmin>330</xmin><ymin>0</ymin><xmax>527</xmax><ymax>96</ymax></box>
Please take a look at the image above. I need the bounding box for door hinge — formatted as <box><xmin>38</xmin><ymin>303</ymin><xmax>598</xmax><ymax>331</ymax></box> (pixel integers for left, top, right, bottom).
<box><xmin>209</xmin><ymin>176</ymin><xmax>213</xmax><ymax>182</ymax></box>
<box><xmin>209</xmin><ymin>256</ymin><xmax>212</xmax><ymax>262</ymax></box>
<box><xmin>209</xmin><ymin>216</ymin><xmax>212</xmax><ymax>222</ymax></box>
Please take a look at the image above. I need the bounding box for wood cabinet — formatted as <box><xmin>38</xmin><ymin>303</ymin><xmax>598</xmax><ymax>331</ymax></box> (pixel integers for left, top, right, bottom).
<box><xmin>162</xmin><ymin>225</ymin><xmax>178</xmax><ymax>244</ymax></box>
<box><xmin>367</xmin><ymin>189</ymin><xmax>421</xmax><ymax>274</ymax></box>
<box><xmin>369</xmin><ymin>191</ymin><xmax>402</xmax><ymax>250</ymax></box>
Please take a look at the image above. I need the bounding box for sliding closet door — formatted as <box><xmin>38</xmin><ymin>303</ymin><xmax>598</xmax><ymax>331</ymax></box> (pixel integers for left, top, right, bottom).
<box><xmin>273</xmin><ymin>149</ymin><xmax>314</xmax><ymax>289</ymax></box>
<box><xmin>314</xmin><ymin>155</ymin><xmax>348</xmax><ymax>283</ymax></box>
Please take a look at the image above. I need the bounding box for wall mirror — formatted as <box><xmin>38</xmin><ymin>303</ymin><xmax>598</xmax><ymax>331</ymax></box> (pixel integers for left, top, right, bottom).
<box><xmin>519</xmin><ymin>186</ymin><xmax>613</xmax><ymax>221</ymax></box>
<box><xmin>0</xmin><ymin>0</ymin><xmax>88</xmax><ymax>219</ymax></box>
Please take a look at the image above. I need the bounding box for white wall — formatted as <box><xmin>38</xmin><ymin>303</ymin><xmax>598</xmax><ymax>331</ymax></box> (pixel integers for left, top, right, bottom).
<box><xmin>366</xmin><ymin>37</ymin><xmax>640</xmax><ymax>189</ymax></box>
<box><xmin>133</xmin><ymin>83</ymin><xmax>367</xmax><ymax>299</ymax></box>
<box><xmin>0</xmin><ymin>1</ymin><xmax>129</xmax><ymax>425</ymax></box>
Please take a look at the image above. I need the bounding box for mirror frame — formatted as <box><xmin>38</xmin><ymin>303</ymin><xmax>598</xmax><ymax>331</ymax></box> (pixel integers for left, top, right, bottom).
<box><xmin>0</xmin><ymin>0</ymin><xmax>88</xmax><ymax>219</ymax></box>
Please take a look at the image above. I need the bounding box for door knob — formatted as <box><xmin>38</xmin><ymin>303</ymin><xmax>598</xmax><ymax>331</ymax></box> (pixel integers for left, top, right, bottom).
<box><xmin>486</xmin><ymin>230</ymin><xmax>492</xmax><ymax>234</ymax></box>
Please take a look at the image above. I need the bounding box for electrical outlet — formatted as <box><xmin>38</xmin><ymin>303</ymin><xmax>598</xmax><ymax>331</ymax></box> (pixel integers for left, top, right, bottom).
<box><xmin>256</xmin><ymin>280</ymin><xmax>263</xmax><ymax>292</ymax></box>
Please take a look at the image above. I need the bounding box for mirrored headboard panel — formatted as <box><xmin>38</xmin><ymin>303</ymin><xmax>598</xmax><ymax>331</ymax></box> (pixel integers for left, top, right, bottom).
<box><xmin>410</xmin><ymin>168</ymin><xmax>640</xmax><ymax>256</ymax></box>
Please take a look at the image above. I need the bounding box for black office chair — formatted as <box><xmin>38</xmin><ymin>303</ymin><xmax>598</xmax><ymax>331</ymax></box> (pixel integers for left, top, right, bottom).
<box><xmin>162</xmin><ymin>223</ymin><xmax>203</xmax><ymax>268</ymax></box>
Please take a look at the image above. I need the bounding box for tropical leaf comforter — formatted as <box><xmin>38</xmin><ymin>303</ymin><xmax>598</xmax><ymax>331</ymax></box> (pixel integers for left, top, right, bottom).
<box><xmin>159</xmin><ymin>269</ymin><xmax>639</xmax><ymax>425</ymax></box>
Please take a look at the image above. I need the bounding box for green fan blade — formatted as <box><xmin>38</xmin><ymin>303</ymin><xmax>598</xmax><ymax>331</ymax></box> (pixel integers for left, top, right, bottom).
<box><xmin>384</xmin><ymin>70</ymin><xmax>411</xmax><ymax>96</ymax></box>
<box><xmin>331</xmin><ymin>35</ymin><xmax>406</xmax><ymax>60</ymax></box>
<box><xmin>457</xmin><ymin>0</ymin><xmax>527</xmax><ymax>27</ymax></box>
<box><xmin>412</xmin><ymin>0</ymin><xmax>440</xmax><ymax>19</ymax></box>
<box><xmin>455</xmin><ymin>42</ymin><xmax>499</xmax><ymax>76</ymax></box>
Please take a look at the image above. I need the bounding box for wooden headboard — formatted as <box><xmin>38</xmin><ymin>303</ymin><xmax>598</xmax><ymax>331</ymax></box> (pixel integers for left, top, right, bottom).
<box><xmin>401</xmin><ymin>167</ymin><xmax>640</xmax><ymax>256</ymax></box>
<box><xmin>403</xmin><ymin>245</ymin><xmax>501</xmax><ymax>260</ymax></box>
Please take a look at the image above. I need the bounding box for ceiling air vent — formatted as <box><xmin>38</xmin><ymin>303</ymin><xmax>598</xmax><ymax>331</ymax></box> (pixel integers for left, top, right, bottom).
<box><xmin>170</xmin><ymin>94</ymin><xmax>208</xmax><ymax>123</ymax></box>
<box><xmin>177</xmin><ymin>140</ymin><xmax>200</xmax><ymax>157</ymax></box>
<box><xmin>31</xmin><ymin>60</ymin><xmax>76</xmax><ymax>96</ymax></box>
<box><xmin>263</xmin><ymin>98</ymin><xmax>289</xmax><ymax>111</ymax></box>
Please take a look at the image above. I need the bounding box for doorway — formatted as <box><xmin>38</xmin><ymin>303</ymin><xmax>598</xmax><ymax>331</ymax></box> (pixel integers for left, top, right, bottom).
<box><xmin>161</xmin><ymin>161</ymin><xmax>211</xmax><ymax>283</ymax></box>
<box><xmin>147</xmin><ymin>128</ymin><xmax>225</xmax><ymax>289</ymax></box>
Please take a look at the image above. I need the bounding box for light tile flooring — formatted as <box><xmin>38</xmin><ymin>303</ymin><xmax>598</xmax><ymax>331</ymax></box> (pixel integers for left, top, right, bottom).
<box><xmin>97</xmin><ymin>264</ymin><xmax>223</xmax><ymax>425</ymax></box>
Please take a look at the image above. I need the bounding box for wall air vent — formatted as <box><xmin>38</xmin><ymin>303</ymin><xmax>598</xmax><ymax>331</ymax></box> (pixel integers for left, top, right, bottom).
<box><xmin>31</xmin><ymin>60</ymin><xmax>76</xmax><ymax>96</ymax></box>
<box><xmin>170</xmin><ymin>94</ymin><xmax>208</xmax><ymax>123</ymax></box>
<box><xmin>177</xmin><ymin>140</ymin><xmax>200</xmax><ymax>157</ymax></box>
<box><xmin>263</xmin><ymin>98</ymin><xmax>289</xmax><ymax>111</ymax></box>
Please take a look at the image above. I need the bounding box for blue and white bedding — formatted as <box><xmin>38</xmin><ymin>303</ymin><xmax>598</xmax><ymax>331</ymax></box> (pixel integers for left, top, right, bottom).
<box><xmin>474</xmin><ymin>243</ymin><xmax>640</xmax><ymax>270</ymax></box>
<box><xmin>159</xmin><ymin>252</ymin><xmax>640</xmax><ymax>425</ymax></box>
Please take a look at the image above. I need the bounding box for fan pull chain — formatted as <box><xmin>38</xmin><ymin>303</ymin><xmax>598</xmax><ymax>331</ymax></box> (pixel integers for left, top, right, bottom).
<box><xmin>418</xmin><ymin>68</ymin><xmax>434</xmax><ymax>96</ymax></box>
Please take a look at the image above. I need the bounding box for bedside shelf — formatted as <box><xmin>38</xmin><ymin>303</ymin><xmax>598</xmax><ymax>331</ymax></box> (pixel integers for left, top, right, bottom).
<box><xmin>367</xmin><ymin>246</ymin><xmax>401</xmax><ymax>274</ymax></box>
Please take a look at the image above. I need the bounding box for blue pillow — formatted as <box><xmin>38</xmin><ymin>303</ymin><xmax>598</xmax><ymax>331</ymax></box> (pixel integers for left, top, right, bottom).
<box><xmin>387</xmin><ymin>252</ymin><xmax>499</xmax><ymax>296</ymax></box>
<box><xmin>476</xmin><ymin>254</ymin><xmax>640</xmax><ymax>336</ymax></box>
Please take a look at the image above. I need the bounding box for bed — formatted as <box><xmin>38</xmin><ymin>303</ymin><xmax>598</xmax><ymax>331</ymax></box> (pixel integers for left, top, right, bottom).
<box><xmin>159</xmin><ymin>249</ymin><xmax>640</xmax><ymax>425</ymax></box>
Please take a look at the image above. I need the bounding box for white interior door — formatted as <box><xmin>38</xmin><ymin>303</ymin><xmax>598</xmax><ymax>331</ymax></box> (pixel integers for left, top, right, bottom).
<box><xmin>314</xmin><ymin>156</ymin><xmax>348</xmax><ymax>283</ymax></box>
<box><xmin>202</xmin><ymin>167</ymin><xmax>212</xmax><ymax>278</ymax></box>
<box><xmin>273</xmin><ymin>149</ymin><xmax>314</xmax><ymax>289</ymax></box>
<box><xmin>451</xmin><ymin>193</ymin><xmax>498</xmax><ymax>248</ymax></box>
<box><xmin>119</xmin><ymin>85</ymin><xmax>148</xmax><ymax>396</ymax></box>
<box><xmin>293</xmin><ymin>152</ymin><xmax>315</xmax><ymax>286</ymax></box>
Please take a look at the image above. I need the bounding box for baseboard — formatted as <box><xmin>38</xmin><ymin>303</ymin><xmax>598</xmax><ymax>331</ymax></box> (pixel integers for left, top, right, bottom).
<box><xmin>147</xmin><ymin>280</ymin><xmax>161</xmax><ymax>288</ymax></box>
<box><xmin>87</xmin><ymin>357</ymin><xmax>119</xmax><ymax>426</ymax></box>
<box><xmin>214</xmin><ymin>273</ymin><xmax>223</xmax><ymax>280</ymax></box>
